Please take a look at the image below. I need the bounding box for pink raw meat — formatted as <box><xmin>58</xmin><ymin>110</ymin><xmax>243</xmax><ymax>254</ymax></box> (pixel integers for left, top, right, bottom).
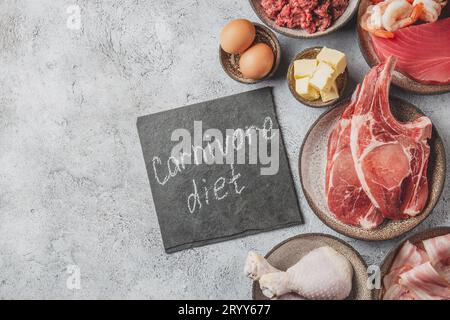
<box><xmin>383</xmin><ymin>284</ymin><xmax>416</xmax><ymax>300</ymax></box>
<box><xmin>399</xmin><ymin>262</ymin><xmax>450</xmax><ymax>300</ymax></box>
<box><xmin>325</xmin><ymin>86</ymin><xmax>384</xmax><ymax>229</ymax></box>
<box><xmin>372</xmin><ymin>18</ymin><xmax>450</xmax><ymax>85</ymax></box>
<box><xmin>383</xmin><ymin>234</ymin><xmax>450</xmax><ymax>300</ymax></box>
<box><xmin>261</xmin><ymin>0</ymin><xmax>288</xmax><ymax>19</ymax></box>
<box><xmin>423</xmin><ymin>234</ymin><xmax>450</xmax><ymax>282</ymax></box>
<box><xmin>383</xmin><ymin>241</ymin><xmax>428</xmax><ymax>289</ymax></box>
<box><xmin>350</xmin><ymin>56</ymin><xmax>432</xmax><ymax>219</ymax></box>
<box><xmin>383</xmin><ymin>240</ymin><xmax>428</xmax><ymax>300</ymax></box>
<box><xmin>260</xmin><ymin>0</ymin><xmax>349</xmax><ymax>33</ymax></box>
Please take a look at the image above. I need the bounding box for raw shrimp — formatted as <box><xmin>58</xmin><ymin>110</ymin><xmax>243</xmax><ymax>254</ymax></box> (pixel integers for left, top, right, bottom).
<box><xmin>361</xmin><ymin>1</ymin><xmax>389</xmax><ymax>37</ymax></box>
<box><xmin>364</xmin><ymin>2</ymin><xmax>386</xmax><ymax>30</ymax></box>
<box><xmin>361</xmin><ymin>0</ymin><xmax>424</xmax><ymax>38</ymax></box>
<box><xmin>382</xmin><ymin>0</ymin><xmax>426</xmax><ymax>31</ymax></box>
<box><xmin>413</xmin><ymin>0</ymin><xmax>446</xmax><ymax>22</ymax></box>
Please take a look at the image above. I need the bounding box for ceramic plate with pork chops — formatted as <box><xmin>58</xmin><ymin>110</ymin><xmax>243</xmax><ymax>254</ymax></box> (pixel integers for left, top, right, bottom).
<box><xmin>250</xmin><ymin>233</ymin><xmax>373</xmax><ymax>300</ymax></box>
<box><xmin>250</xmin><ymin>0</ymin><xmax>361</xmax><ymax>38</ymax></box>
<box><xmin>357</xmin><ymin>0</ymin><xmax>450</xmax><ymax>94</ymax></box>
<box><xmin>299</xmin><ymin>58</ymin><xmax>446</xmax><ymax>241</ymax></box>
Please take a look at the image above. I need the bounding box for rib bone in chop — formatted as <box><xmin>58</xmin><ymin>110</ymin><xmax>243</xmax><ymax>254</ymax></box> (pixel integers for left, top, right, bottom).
<box><xmin>325</xmin><ymin>56</ymin><xmax>432</xmax><ymax>226</ymax></box>
<box><xmin>326</xmin><ymin>85</ymin><xmax>384</xmax><ymax>229</ymax></box>
<box><xmin>350</xmin><ymin>56</ymin><xmax>432</xmax><ymax>219</ymax></box>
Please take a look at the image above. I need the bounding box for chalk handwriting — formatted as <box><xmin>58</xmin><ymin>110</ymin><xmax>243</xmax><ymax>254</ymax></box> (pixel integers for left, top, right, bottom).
<box><xmin>187</xmin><ymin>164</ymin><xmax>245</xmax><ymax>214</ymax></box>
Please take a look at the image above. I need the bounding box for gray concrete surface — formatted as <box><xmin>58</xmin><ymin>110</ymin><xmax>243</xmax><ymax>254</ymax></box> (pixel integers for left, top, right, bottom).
<box><xmin>0</xmin><ymin>0</ymin><xmax>448</xmax><ymax>299</ymax></box>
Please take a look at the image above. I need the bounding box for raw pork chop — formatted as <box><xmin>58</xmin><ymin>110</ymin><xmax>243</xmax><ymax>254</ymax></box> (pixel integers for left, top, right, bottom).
<box><xmin>372</xmin><ymin>18</ymin><xmax>450</xmax><ymax>85</ymax></box>
<box><xmin>326</xmin><ymin>86</ymin><xmax>384</xmax><ymax>229</ymax></box>
<box><xmin>350</xmin><ymin>56</ymin><xmax>432</xmax><ymax>219</ymax></box>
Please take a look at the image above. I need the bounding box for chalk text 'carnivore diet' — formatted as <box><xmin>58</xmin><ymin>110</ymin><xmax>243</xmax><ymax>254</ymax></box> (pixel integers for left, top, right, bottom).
<box><xmin>325</xmin><ymin>56</ymin><xmax>432</xmax><ymax>230</ymax></box>
<box><xmin>261</xmin><ymin>0</ymin><xmax>349</xmax><ymax>33</ymax></box>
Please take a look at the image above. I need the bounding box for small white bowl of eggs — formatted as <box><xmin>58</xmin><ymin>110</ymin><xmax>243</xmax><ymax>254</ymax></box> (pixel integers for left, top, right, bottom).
<box><xmin>219</xmin><ymin>19</ymin><xmax>281</xmax><ymax>84</ymax></box>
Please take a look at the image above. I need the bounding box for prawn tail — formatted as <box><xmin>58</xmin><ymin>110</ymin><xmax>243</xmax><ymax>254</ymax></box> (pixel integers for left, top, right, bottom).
<box><xmin>370</xmin><ymin>29</ymin><xmax>395</xmax><ymax>39</ymax></box>
<box><xmin>398</xmin><ymin>2</ymin><xmax>424</xmax><ymax>29</ymax></box>
<box><xmin>411</xmin><ymin>2</ymin><xmax>424</xmax><ymax>22</ymax></box>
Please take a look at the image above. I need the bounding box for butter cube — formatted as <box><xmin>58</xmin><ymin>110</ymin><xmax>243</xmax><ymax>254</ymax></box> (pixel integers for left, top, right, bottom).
<box><xmin>317</xmin><ymin>47</ymin><xmax>347</xmax><ymax>76</ymax></box>
<box><xmin>294</xmin><ymin>59</ymin><xmax>317</xmax><ymax>79</ymax></box>
<box><xmin>295</xmin><ymin>77</ymin><xmax>320</xmax><ymax>101</ymax></box>
<box><xmin>320</xmin><ymin>80</ymin><xmax>339</xmax><ymax>102</ymax></box>
<box><xmin>309</xmin><ymin>62</ymin><xmax>335</xmax><ymax>91</ymax></box>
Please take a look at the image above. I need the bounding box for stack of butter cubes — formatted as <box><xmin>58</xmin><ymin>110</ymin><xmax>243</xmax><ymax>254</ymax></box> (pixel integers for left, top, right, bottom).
<box><xmin>294</xmin><ymin>47</ymin><xmax>347</xmax><ymax>102</ymax></box>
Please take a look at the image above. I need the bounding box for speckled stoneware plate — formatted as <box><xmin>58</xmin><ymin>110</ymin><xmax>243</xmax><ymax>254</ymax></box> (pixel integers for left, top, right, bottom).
<box><xmin>375</xmin><ymin>226</ymin><xmax>450</xmax><ymax>300</ymax></box>
<box><xmin>357</xmin><ymin>0</ymin><xmax>450</xmax><ymax>94</ymax></box>
<box><xmin>287</xmin><ymin>47</ymin><xmax>348</xmax><ymax>108</ymax></box>
<box><xmin>299</xmin><ymin>97</ymin><xmax>446</xmax><ymax>240</ymax></box>
<box><xmin>219</xmin><ymin>23</ymin><xmax>281</xmax><ymax>84</ymax></box>
<box><xmin>249</xmin><ymin>0</ymin><xmax>360</xmax><ymax>38</ymax></box>
<box><xmin>252</xmin><ymin>233</ymin><xmax>373</xmax><ymax>300</ymax></box>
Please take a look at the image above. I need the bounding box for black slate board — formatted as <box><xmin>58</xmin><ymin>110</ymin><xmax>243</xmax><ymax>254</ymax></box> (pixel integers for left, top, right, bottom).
<box><xmin>137</xmin><ymin>87</ymin><xmax>302</xmax><ymax>253</ymax></box>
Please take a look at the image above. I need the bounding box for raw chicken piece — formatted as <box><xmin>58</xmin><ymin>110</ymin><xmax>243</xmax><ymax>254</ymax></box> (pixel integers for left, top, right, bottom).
<box><xmin>423</xmin><ymin>234</ymin><xmax>450</xmax><ymax>282</ymax></box>
<box><xmin>258</xmin><ymin>246</ymin><xmax>353</xmax><ymax>300</ymax></box>
<box><xmin>244</xmin><ymin>251</ymin><xmax>304</xmax><ymax>300</ymax></box>
<box><xmin>273</xmin><ymin>293</ymin><xmax>305</xmax><ymax>300</ymax></box>
<box><xmin>244</xmin><ymin>251</ymin><xmax>281</xmax><ymax>281</ymax></box>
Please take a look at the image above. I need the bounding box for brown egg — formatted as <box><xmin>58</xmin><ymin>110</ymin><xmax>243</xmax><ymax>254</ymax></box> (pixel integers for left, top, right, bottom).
<box><xmin>239</xmin><ymin>43</ymin><xmax>274</xmax><ymax>80</ymax></box>
<box><xmin>220</xmin><ymin>19</ymin><xmax>256</xmax><ymax>54</ymax></box>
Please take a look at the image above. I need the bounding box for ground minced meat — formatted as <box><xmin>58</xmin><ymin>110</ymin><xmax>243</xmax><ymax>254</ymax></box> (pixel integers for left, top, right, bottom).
<box><xmin>261</xmin><ymin>0</ymin><xmax>349</xmax><ymax>33</ymax></box>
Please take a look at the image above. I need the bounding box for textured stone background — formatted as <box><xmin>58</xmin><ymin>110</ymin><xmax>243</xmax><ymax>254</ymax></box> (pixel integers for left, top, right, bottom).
<box><xmin>0</xmin><ymin>0</ymin><xmax>448</xmax><ymax>299</ymax></box>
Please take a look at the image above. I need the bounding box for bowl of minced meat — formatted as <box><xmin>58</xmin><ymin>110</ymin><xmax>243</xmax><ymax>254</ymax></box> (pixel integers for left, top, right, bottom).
<box><xmin>249</xmin><ymin>0</ymin><xmax>360</xmax><ymax>38</ymax></box>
